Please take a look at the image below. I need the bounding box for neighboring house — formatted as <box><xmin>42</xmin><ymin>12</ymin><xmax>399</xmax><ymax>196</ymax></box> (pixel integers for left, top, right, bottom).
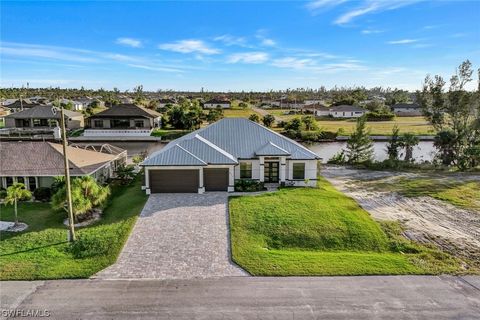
<box><xmin>141</xmin><ymin>118</ymin><xmax>320</xmax><ymax>194</ymax></box>
<box><xmin>84</xmin><ymin>103</ymin><xmax>161</xmax><ymax>137</ymax></box>
<box><xmin>391</xmin><ymin>103</ymin><xmax>422</xmax><ymax>116</ymax></box>
<box><xmin>3</xmin><ymin>99</ymin><xmax>39</xmax><ymax>112</ymax></box>
<box><xmin>203</xmin><ymin>99</ymin><xmax>231</xmax><ymax>109</ymax></box>
<box><xmin>302</xmin><ymin>104</ymin><xmax>331</xmax><ymax>117</ymax></box>
<box><xmin>276</xmin><ymin>99</ymin><xmax>304</xmax><ymax>109</ymax></box>
<box><xmin>158</xmin><ymin>98</ymin><xmax>175</xmax><ymax>108</ymax></box>
<box><xmin>59</xmin><ymin>99</ymin><xmax>86</xmax><ymax>111</ymax></box>
<box><xmin>4</xmin><ymin>105</ymin><xmax>84</xmax><ymax>130</ymax></box>
<box><xmin>0</xmin><ymin>141</ymin><xmax>127</xmax><ymax>190</ymax></box>
<box><xmin>329</xmin><ymin>105</ymin><xmax>366</xmax><ymax>118</ymax></box>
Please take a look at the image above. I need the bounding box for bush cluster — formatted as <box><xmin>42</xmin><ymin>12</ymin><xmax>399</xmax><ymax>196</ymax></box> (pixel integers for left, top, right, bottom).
<box><xmin>234</xmin><ymin>179</ymin><xmax>265</xmax><ymax>192</ymax></box>
<box><xmin>366</xmin><ymin>111</ymin><xmax>395</xmax><ymax>121</ymax></box>
<box><xmin>33</xmin><ymin>187</ymin><xmax>52</xmax><ymax>202</ymax></box>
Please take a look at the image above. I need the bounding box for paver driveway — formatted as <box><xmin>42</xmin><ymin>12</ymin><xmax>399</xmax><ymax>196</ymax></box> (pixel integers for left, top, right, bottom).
<box><xmin>96</xmin><ymin>193</ymin><xmax>247</xmax><ymax>279</ymax></box>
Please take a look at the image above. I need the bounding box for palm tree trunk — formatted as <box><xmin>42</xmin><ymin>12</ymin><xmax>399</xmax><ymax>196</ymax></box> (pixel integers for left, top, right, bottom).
<box><xmin>14</xmin><ymin>198</ymin><xmax>18</xmax><ymax>225</ymax></box>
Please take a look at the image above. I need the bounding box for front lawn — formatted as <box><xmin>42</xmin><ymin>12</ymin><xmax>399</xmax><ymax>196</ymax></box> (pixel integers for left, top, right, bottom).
<box><xmin>0</xmin><ymin>176</ymin><xmax>148</xmax><ymax>280</ymax></box>
<box><xmin>229</xmin><ymin>177</ymin><xmax>461</xmax><ymax>276</ymax></box>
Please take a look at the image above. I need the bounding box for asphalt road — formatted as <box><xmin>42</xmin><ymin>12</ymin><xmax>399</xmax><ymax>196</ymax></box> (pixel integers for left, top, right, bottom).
<box><xmin>1</xmin><ymin>276</ymin><xmax>479</xmax><ymax>319</ymax></box>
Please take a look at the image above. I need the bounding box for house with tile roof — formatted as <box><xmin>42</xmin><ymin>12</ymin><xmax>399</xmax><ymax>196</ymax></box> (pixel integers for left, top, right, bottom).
<box><xmin>0</xmin><ymin>142</ymin><xmax>126</xmax><ymax>190</ymax></box>
<box><xmin>4</xmin><ymin>105</ymin><xmax>84</xmax><ymax>130</ymax></box>
<box><xmin>141</xmin><ymin>118</ymin><xmax>320</xmax><ymax>194</ymax></box>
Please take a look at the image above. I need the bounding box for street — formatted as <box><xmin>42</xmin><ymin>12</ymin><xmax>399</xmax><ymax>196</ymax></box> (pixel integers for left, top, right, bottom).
<box><xmin>1</xmin><ymin>275</ymin><xmax>479</xmax><ymax>319</ymax></box>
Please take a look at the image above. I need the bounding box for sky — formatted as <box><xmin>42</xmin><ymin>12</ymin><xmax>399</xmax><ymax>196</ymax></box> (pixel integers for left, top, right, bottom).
<box><xmin>1</xmin><ymin>0</ymin><xmax>479</xmax><ymax>91</ymax></box>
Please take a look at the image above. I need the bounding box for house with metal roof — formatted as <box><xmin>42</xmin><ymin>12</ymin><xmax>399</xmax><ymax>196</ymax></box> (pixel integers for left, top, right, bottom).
<box><xmin>141</xmin><ymin>118</ymin><xmax>320</xmax><ymax>194</ymax></box>
<box><xmin>391</xmin><ymin>103</ymin><xmax>422</xmax><ymax>116</ymax></box>
<box><xmin>85</xmin><ymin>104</ymin><xmax>161</xmax><ymax>137</ymax></box>
<box><xmin>0</xmin><ymin>142</ymin><xmax>126</xmax><ymax>191</ymax></box>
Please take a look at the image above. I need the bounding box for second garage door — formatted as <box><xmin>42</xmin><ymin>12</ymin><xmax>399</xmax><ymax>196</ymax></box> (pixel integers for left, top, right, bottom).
<box><xmin>204</xmin><ymin>168</ymin><xmax>228</xmax><ymax>191</ymax></box>
<box><xmin>149</xmin><ymin>169</ymin><xmax>199</xmax><ymax>193</ymax></box>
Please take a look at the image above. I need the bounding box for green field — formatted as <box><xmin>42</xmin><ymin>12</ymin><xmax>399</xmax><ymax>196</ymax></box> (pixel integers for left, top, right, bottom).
<box><xmin>223</xmin><ymin>107</ymin><xmax>261</xmax><ymax>118</ymax></box>
<box><xmin>0</xmin><ymin>176</ymin><xmax>148</xmax><ymax>280</ymax></box>
<box><xmin>229</xmin><ymin>177</ymin><xmax>461</xmax><ymax>276</ymax></box>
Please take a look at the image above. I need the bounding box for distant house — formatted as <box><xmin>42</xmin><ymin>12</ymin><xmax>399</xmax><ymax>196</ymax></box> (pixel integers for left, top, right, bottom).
<box><xmin>85</xmin><ymin>104</ymin><xmax>161</xmax><ymax>137</ymax></box>
<box><xmin>276</xmin><ymin>99</ymin><xmax>304</xmax><ymax>109</ymax></box>
<box><xmin>58</xmin><ymin>99</ymin><xmax>86</xmax><ymax>111</ymax></box>
<box><xmin>0</xmin><ymin>141</ymin><xmax>127</xmax><ymax>190</ymax></box>
<box><xmin>203</xmin><ymin>99</ymin><xmax>231</xmax><ymax>109</ymax></box>
<box><xmin>302</xmin><ymin>104</ymin><xmax>331</xmax><ymax>117</ymax></box>
<box><xmin>4</xmin><ymin>105</ymin><xmax>84</xmax><ymax>130</ymax></box>
<box><xmin>3</xmin><ymin>99</ymin><xmax>39</xmax><ymax>113</ymax></box>
<box><xmin>391</xmin><ymin>103</ymin><xmax>422</xmax><ymax>116</ymax></box>
<box><xmin>158</xmin><ymin>98</ymin><xmax>175</xmax><ymax>108</ymax></box>
<box><xmin>304</xmin><ymin>99</ymin><xmax>325</xmax><ymax>106</ymax></box>
<box><xmin>329</xmin><ymin>105</ymin><xmax>366</xmax><ymax>118</ymax></box>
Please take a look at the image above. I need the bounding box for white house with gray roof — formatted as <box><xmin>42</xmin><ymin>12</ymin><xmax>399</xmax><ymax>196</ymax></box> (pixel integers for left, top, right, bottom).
<box><xmin>141</xmin><ymin>118</ymin><xmax>320</xmax><ymax>194</ymax></box>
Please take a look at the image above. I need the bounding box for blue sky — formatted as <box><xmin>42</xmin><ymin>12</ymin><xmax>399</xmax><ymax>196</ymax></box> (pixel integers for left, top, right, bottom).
<box><xmin>1</xmin><ymin>0</ymin><xmax>479</xmax><ymax>91</ymax></box>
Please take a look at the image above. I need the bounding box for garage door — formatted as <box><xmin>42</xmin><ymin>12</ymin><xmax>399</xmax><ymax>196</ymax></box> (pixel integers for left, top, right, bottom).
<box><xmin>149</xmin><ymin>170</ymin><xmax>199</xmax><ymax>193</ymax></box>
<box><xmin>204</xmin><ymin>168</ymin><xmax>228</xmax><ymax>191</ymax></box>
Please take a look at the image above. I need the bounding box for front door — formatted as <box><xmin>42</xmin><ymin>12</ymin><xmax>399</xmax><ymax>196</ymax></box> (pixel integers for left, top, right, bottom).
<box><xmin>264</xmin><ymin>162</ymin><xmax>279</xmax><ymax>183</ymax></box>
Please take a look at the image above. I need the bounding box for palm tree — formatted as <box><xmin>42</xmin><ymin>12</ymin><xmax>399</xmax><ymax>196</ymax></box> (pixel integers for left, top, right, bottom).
<box><xmin>52</xmin><ymin>176</ymin><xmax>110</xmax><ymax>221</ymax></box>
<box><xmin>4</xmin><ymin>183</ymin><xmax>32</xmax><ymax>226</ymax></box>
<box><xmin>399</xmin><ymin>133</ymin><xmax>420</xmax><ymax>162</ymax></box>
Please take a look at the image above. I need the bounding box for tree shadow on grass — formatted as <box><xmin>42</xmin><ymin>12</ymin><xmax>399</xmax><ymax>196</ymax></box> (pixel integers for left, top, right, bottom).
<box><xmin>0</xmin><ymin>241</ymin><xmax>68</xmax><ymax>257</ymax></box>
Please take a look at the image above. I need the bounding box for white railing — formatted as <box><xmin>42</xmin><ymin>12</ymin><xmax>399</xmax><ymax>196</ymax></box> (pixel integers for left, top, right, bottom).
<box><xmin>83</xmin><ymin>129</ymin><xmax>153</xmax><ymax>137</ymax></box>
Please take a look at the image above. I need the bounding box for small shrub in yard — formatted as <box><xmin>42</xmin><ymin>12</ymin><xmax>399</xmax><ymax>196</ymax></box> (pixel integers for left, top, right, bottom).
<box><xmin>33</xmin><ymin>187</ymin><xmax>52</xmax><ymax>202</ymax></box>
<box><xmin>234</xmin><ymin>179</ymin><xmax>265</xmax><ymax>192</ymax></box>
<box><xmin>0</xmin><ymin>189</ymin><xmax>6</xmax><ymax>200</ymax></box>
<box><xmin>69</xmin><ymin>230</ymin><xmax>119</xmax><ymax>258</ymax></box>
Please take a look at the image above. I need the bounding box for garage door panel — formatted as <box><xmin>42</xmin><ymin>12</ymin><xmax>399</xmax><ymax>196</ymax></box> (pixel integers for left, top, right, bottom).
<box><xmin>204</xmin><ymin>168</ymin><xmax>228</xmax><ymax>191</ymax></box>
<box><xmin>150</xmin><ymin>169</ymin><xmax>199</xmax><ymax>193</ymax></box>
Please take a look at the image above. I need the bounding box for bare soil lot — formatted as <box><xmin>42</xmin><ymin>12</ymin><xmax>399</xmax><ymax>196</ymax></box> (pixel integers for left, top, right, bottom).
<box><xmin>322</xmin><ymin>166</ymin><xmax>480</xmax><ymax>270</ymax></box>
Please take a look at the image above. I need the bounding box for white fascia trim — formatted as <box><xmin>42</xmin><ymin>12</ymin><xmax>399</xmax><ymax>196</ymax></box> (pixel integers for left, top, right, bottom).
<box><xmin>194</xmin><ymin>134</ymin><xmax>237</xmax><ymax>163</ymax></box>
<box><xmin>176</xmin><ymin>145</ymin><xmax>208</xmax><ymax>165</ymax></box>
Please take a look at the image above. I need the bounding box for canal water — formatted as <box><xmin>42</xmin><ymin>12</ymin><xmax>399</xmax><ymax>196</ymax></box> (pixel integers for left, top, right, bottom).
<box><xmin>109</xmin><ymin>140</ymin><xmax>437</xmax><ymax>164</ymax></box>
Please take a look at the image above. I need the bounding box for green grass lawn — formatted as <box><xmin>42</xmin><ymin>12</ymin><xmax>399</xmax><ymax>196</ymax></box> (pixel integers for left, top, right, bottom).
<box><xmin>369</xmin><ymin>177</ymin><xmax>480</xmax><ymax>211</ymax></box>
<box><xmin>229</xmin><ymin>177</ymin><xmax>462</xmax><ymax>276</ymax></box>
<box><xmin>0</xmin><ymin>176</ymin><xmax>148</xmax><ymax>280</ymax></box>
<box><xmin>223</xmin><ymin>107</ymin><xmax>261</xmax><ymax>118</ymax></box>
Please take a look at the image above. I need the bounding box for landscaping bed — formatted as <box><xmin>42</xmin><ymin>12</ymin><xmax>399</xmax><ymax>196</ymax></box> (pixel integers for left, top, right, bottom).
<box><xmin>229</xmin><ymin>176</ymin><xmax>464</xmax><ymax>276</ymax></box>
<box><xmin>0</xmin><ymin>176</ymin><xmax>148</xmax><ymax>280</ymax></box>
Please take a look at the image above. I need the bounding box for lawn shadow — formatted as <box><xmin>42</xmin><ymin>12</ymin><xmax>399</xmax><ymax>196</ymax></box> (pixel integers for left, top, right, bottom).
<box><xmin>0</xmin><ymin>241</ymin><xmax>68</xmax><ymax>256</ymax></box>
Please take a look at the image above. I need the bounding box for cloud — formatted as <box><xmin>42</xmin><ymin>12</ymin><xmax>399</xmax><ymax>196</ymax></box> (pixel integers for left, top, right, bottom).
<box><xmin>127</xmin><ymin>64</ymin><xmax>184</xmax><ymax>73</ymax></box>
<box><xmin>158</xmin><ymin>39</ymin><xmax>220</xmax><ymax>54</ymax></box>
<box><xmin>305</xmin><ymin>0</ymin><xmax>423</xmax><ymax>25</ymax></box>
<box><xmin>213</xmin><ymin>34</ymin><xmax>248</xmax><ymax>47</ymax></box>
<box><xmin>306</xmin><ymin>0</ymin><xmax>348</xmax><ymax>12</ymax></box>
<box><xmin>227</xmin><ymin>52</ymin><xmax>269</xmax><ymax>64</ymax></box>
<box><xmin>271</xmin><ymin>57</ymin><xmax>316</xmax><ymax>70</ymax></box>
<box><xmin>387</xmin><ymin>39</ymin><xmax>420</xmax><ymax>44</ymax></box>
<box><xmin>116</xmin><ymin>37</ymin><xmax>142</xmax><ymax>48</ymax></box>
<box><xmin>261</xmin><ymin>38</ymin><xmax>276</xmax><ymax>47</ymax></box>
<box><xmin>0</xmin><ymin>42</ymin><xmax>189</xmax><ymax>74</ymax></box>
<box><xmin>361</xmin><ymin>29</ymin><xmax>384</xmax><ymax>34</ymax></box>
<box><xmin>0</xmin><ymin>42</ymin><xmax>98</xmax><ymax>63</ymax></box>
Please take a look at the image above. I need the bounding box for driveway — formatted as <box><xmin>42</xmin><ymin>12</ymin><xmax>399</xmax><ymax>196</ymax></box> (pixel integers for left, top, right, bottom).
<box><xmin>96</xmin><ymin>193</ymin><xmax>247</xmax><ymax>279</ymax></box>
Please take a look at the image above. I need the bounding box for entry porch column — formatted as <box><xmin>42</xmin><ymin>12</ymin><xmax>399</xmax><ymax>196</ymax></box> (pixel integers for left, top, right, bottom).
<box><xmin>228</xmin><ymin>166</ymin><xmax>235</xmax><ymax>192</ymax></box>
<box><xmin>198</xmin><ymin>167</ymin><xmax>205</xmax><ymax>194</ymax></box>
<box><xmin>279</xmin><ymin>156</ymin><xmax>286</xmax><ymax>184</ymax></box>
<box><xmin>259</xmin><ymin>156</ymin><xmax>265</xmax><ymax>182</ymax></box>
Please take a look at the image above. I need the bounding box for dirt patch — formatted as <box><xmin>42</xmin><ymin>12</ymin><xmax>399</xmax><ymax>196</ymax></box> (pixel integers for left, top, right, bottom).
<box><xmin>322</xmin><ymin>166</ymin><xmax>480</xmax><ymax>268</ymax></box>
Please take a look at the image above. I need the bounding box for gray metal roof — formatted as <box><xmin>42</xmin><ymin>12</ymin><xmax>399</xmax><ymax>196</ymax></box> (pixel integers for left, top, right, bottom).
<box><xmin>143</xmin><ymin>118</ymin><xmax>319</xmax><ymax>166</ymax></box>
<box><xmin>255</xmin><ymin>142</ymin><xmax>290</xmax><ymax>156</ymax></box>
